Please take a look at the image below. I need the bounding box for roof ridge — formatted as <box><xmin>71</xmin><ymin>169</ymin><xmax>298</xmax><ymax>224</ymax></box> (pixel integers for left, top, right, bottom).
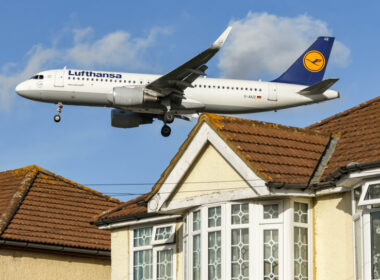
<box><xmin>307</xmin><ymin>96</ymin><xmax>380</xmax><ymax>129</ymax></box>
<box><xmin>0</xmin><ymin>167</ymin><xmax>39</xmax><ymax>236</ymax></box>
<box><xmin>204</xmin><ymin>113</ymin><xmax>329</xmax><ymax>138</ymax></box>
<box><xmin>30</xmin><ymin>166</ymin><xmax>121</xmax><ymax>204</ymax></box>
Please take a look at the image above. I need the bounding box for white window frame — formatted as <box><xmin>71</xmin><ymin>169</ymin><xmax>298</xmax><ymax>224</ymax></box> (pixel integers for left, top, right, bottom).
<box><xmin>358</xmin><ymin>180</ymin><xmax>380</xmax><ymax>206</ymax></box>
<box><xmin>152</xmin><ymin>245</ymin><xmax>177</xmax><ymax>280</ymax></box>
<box><xmin>185</xmin><ymin>199</ymin><xmax>315</xmax><ymax>280</ymax></box>
<box><xmin>352</xmin><ymin>186</ymin><xmax>364</xmax><ymax>280</ymax></box>
<box><xmin>291</xmin><ymin>198</ymin><xmax>313</xmax><ymax>280</ymax></box>
<box><xmin>151</xmin><ymin>223</ymin><xmax>176</xmax><ymax>245</ymax></box>
<box><xmin>130</xmin><ymin>225</ymin><xmax>177</xmax><ymax>280</ymax></box>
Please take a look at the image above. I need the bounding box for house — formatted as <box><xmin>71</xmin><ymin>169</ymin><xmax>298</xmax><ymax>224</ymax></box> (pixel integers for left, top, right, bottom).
<box><xmin>0</xmin><ymin>165</ymin><xmax>121</xmax><ymax>280</ymax></box>
<box><xmin>94</xmin><ymin>96</ymin><xmax>380</xmax><ymax>280</ymax></box>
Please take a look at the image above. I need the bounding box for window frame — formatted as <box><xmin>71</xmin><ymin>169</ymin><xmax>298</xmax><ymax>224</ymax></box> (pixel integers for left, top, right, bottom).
<box><xmin>130</xmin><ymin>225</ymin><xmax>177</xmax><ymax>280</ymax></box>
<box><xmin>151</xmin><ymin>223</ymin><xmax>176</xmax><ymax>245</ymax></box>
<box><xmin>358</xmin><ymin>180</ymin><xmax>380</xmax><ymax>206</ymax></box>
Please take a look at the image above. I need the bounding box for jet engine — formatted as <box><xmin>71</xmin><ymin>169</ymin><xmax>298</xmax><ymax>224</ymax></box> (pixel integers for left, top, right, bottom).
<box><xmin>111</xmin><ymin>87</ymin><xmax>158</xmax><ymax>106</ymax></box>
<box><xmin>111</xmin><ymin>109</ymin><xmax>154</xmax><ymax>128</ymax></box>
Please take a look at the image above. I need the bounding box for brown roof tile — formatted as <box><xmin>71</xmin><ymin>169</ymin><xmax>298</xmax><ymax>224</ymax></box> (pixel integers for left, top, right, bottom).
<box><xmin>95</xmin><ymin>194</ymin><xmax>160</xmax><ymax>225</ymax></box>
<box><xmin>0</xmin><ymin>165</ymin><xmax>121</xmax><ymax>251</ymax></box>
<box><xmin>205</xmin><ymin>114</ymin><xmax>330</xmax><ymax>184</ymax></box>
<box><xmin>308</xmin><ymin>96</ymin><xmax>380</xmax><ymax>180</ymax></box>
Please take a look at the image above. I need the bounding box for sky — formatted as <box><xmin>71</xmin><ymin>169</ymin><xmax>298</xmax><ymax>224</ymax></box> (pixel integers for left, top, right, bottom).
<box><xmin>1</xmin><ymin>0</ymin><xmax>379</xmax><ymax>201</ymax></box>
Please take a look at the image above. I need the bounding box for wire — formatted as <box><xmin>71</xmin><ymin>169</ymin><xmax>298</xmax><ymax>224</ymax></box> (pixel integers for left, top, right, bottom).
<box><xmin>83</xmin><ymin>178</ymin><xmax>263</xmax><ymax>187</ymax></box>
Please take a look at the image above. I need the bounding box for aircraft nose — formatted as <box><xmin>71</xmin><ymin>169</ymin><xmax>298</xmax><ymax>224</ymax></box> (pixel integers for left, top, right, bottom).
<box><xmin>15</xmin><ymin>81</ymin><xmax>27</xmax><ymax>97</ymax></box>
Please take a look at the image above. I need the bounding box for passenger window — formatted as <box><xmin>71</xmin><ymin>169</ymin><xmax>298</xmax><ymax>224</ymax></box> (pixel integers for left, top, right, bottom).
<box><xmin>222</xmin><ymin>86</ymin><xmax>225</xmax><ymax>89</ymax></box>
<box><xmin>217</xmin><ymin>86</ymin><xmax>220</xmax><ymax>89</ymax></box>
<box><xmin>68</xmin><ymin>77</ymin><xmax>70</xmax><ymax>80</ymax></box>
<box><xmin>105</xmin><ymin>79</ymin><xmax>108</xmax><ymax>82</ymax></box>
<box><xmin>227</xmin><ymin>87</ymin><xmax>229</xmax><ymax>89</ymax></box>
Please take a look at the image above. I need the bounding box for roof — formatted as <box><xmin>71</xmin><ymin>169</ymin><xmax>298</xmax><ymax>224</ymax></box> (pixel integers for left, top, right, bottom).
<box><xmin>308</xmin><ymin>96</ymin><xmax>380</xmax><ymax>180</ymax></box>
<box><xmin>0</xmin><ymin>165</ymin><xmax>120</xmax><ymax>251</ymax></box>
<box><xmin>94</xmin><ymin>194</ymin><xmax>159</xmax><ymax>225</ymax></box>
<box><xmin>144</xmin><ymin>113</ymin><xmax>331</xmax><ymax>201</ymax></box>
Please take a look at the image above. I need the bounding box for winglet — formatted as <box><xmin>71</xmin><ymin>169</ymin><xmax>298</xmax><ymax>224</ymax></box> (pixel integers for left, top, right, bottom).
<box><xmin>211</xmin><ymin>26</ymin><xmax>232</xmax><ymax>49</ymax></box>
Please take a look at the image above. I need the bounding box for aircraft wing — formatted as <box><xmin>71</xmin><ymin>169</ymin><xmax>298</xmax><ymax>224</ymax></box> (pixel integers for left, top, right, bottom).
<box><xmin>298</xmin><ymin>78</ymin><xmax>339</xmax><ymax>95</ymax></box>
<box><xmin>145</xmin><ymin>26</ymin><xmax>232</xmax><ymax>97</ymax></box>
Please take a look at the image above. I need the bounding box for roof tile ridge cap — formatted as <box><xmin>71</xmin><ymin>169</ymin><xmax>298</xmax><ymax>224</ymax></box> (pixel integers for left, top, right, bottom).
<box><xmin>207</xmin><ymin>114</ymin><xmax>329</xmax><ymax>138</ymax></box>
<box><xmin>145</xmin><ymin>115</ymin><xmax>209</xmax><ymax>202</ymax></box>
<box><xmin>96</xmin><ymin>194</ymin><xmax>148</xmax><ymax>220</ymax></box>
<box><xmin>306</xmin><ymin>96</ymin><xmax>380</xmax><ymax>129</ymax></box>
<box><xmin>0</xmin><ymin>167</ymin><xmax>39</xmax><ymax>236</ymax></box>
<box><xmin>36</xmin><ymin>168</ymin><xmax>121</xmax><ymax>204</ymax></box>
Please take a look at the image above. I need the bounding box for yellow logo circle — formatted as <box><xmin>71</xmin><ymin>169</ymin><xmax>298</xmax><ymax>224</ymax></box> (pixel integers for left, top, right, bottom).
<box><xmin>303</xmin><ymin>50</ymin><xmax>325</xmax><ymax>72</ymax></box>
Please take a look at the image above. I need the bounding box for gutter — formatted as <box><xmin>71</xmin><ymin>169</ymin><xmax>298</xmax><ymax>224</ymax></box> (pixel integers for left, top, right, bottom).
<box><xmin>0</xmin><ymin>239</ymin><xmax>110</xmax><ymax>257</ymax></box>
<box><xmin>98</xmin><ymin>214</ymin><xmax>182</xmax><ymax>230</ymax></box>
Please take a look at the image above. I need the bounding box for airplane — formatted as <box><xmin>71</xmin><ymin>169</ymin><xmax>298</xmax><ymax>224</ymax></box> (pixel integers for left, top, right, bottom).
<box><xmin>15</xmin><ymin>27</ymin><xmax>339</xmax><ymax>137</ymax></box>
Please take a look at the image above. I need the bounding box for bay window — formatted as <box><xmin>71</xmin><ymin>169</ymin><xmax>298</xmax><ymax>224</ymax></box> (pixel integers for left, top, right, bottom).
<box><xmin>183</xmin><ymin>199</ymin><xmax>310</xmax><ymax>280</ymax></box>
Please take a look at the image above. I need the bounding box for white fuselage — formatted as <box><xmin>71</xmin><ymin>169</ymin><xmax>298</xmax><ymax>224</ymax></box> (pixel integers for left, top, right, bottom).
<box><xmin>16</xmin><ymin>69</ymin><xmax>339</xmax><ymax>115</ymax></box>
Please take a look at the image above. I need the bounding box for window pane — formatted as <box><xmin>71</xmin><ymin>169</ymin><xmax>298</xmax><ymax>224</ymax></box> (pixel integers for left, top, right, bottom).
<box><xmin>134</xmin><ymin>249</ymin><xmax>152</xmax><ymax>280</ymax></box>
<box><xmin>193</xmin><ymin>234</ymin><xmax>201</xmax><ymax>280</ymax></box>
<box><xmin>355</xmin><ymin>219</ymin><xmax>362</xmax><ymax>280</ymax></box>
<box><xmin>231</xmin><ymin>203</ymin><xmax>249</xmax><ymax>224</ymax></box>
<box><xmin>208</xmin><ymin>231</ymin><xmax>221</xmax><ymax>280</ymax></box>
<box><xmin>155</xmin><ymin>226</ymin><xmax>173</xmax><ymax>241</ymax></box>
<box><xmin>193</xmin><ymin>211</ymin><xmax>201</xmax><ymax>231</ymax></box>
<box><xmin>231</xmin><ymin>228</ymin><xmax>249</xmax><ymax>280</ymax></box>
<box><xmin>264</xmin><ymin>229</ymin><xmax>279</xmax><ymax>280</ymax></box>
<box><xmin>294</xmin><ymin>227</ymin><xmax>308</xmax><ymax>280</ymax></box>
<box><xmin>134</xmin><ymin>227</ymin><xmax>152</xmax><ymax>247</ymax></box>
<box><xmin>294</xmin><ymin>202</ymin><xmax>308</xmax><ymax>223</ymax></box>
<box><xmin>208</xmin><ymin>206</ymin><xmax>221</xmax><ymax>227</ymax></box>
<box><xmin>366</xmin><ymin>184</ymin><xmax>380</xmax><ymax>200</ymax></box>
<box><xmin>157</xmin><ymin>249</ymin><xmax>173</xmax><ymax>280</ymax></box>
<box><xmin>371</xmin><ymin>211</ymin><xmax>380</xmax><ymax>279</ymax></box>
<box><xmin>264</xmin><ymin>204</ymin><xmax>279</xmax><ymax>219</ymax></box>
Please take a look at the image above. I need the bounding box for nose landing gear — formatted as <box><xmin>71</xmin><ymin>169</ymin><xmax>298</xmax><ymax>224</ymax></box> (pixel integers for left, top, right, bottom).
<box><xmin>161</xmin><ymin>125</ymin><xmax>171</xmax><ymax>137</ymax></box>
<box><xmin>54</xmin><ymin>103</ymin><xmax>63</xmax><ymax>123</ymax></box>
<box><xmin>160</xmin><ymin>112</ymin><xmax>174</xmax><ymax>137</ymax></box>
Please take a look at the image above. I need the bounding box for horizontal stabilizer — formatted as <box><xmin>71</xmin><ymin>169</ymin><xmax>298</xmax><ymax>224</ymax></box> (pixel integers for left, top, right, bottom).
<box><xmin>298</xmin><ymin>78</ymin><xmax>339</xmax><ymax>95</ymax></box>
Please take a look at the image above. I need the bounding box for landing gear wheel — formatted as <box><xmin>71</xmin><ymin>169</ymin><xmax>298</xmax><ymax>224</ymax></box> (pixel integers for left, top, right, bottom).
<box><xmin>54</xmin><ymin>114</ymin><xmax>61</xmax><ymax>123</ymax></box>
<box><xmin>161</xmin><ymin>125</ymin><xmax>171</xmax><ymax>137</ymax></box>
<box><xmin>164</xmin><ymin>113</ymin><xmax>175</xmax><ymax>124</ymax></box>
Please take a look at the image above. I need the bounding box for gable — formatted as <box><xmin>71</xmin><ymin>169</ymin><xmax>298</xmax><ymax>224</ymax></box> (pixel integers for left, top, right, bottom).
<box><xmin>147</xmin><ymin>122</ymin><xmax>268</xmax><ymax>213</ymax></box>
<box><xmin>170</xmin><ymin>143</ymin><xmax>251</xmax><ymax>201</ymax></box>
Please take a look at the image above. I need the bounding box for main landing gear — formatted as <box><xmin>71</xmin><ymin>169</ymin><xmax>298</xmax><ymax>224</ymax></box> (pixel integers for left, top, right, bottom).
<box><xmin>160</xmin><ymin>112</ymin><xmax>175</xmax><ymax>137</ymax></box>
<box><xmin>54</xmin><ymin>102</ymin><xmax>63</xmax><ymax>123</ymax></box>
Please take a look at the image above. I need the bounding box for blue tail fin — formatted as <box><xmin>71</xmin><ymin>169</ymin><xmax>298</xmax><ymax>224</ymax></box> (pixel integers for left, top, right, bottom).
<box><xmin>272</xmin><ymin>37</ymin><xmax>335</xmax><ymax>86</ymax></box>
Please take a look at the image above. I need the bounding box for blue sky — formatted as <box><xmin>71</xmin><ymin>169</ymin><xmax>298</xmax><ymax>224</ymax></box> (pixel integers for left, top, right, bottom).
<box><xmin>1</xmin><ymin>0</ymin><xmax>378</xmax><ymax>201</ymax></box>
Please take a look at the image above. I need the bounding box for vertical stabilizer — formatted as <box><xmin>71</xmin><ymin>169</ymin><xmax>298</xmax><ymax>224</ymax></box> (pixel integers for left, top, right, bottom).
<box><xmin>272</xmin><ymin>37</ymin><xmax>335</xmax><ymax>86</ymax></box>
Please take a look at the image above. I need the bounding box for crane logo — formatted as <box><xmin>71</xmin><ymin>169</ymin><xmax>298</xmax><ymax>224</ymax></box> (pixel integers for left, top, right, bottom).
<box><xmin>303</xmin><ymin>50</ymin><xmax>325</xmax><ymax>72</ymax></box>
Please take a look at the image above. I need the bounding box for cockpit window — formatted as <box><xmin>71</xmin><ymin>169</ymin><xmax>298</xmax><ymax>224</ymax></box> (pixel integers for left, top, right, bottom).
<box><xmin>30</xmin><ymin>75</ymin><xmax>44</xmax><ymax>80</ymax></box>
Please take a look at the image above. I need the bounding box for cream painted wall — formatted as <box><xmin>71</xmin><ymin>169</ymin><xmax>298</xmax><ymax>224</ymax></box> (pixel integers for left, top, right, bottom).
<box><xmin>171</xmin><ymin>143</ymin><xmax>250</xmax><ymax>201</ymax></box>
<box><xmin>111</xmin><ymin>227</ymin><xmax>129</xmax><ymax>280</ymax></box>
<box><xmin>313</xmin><ymin>191</ymin><xmax>354</xmax><ymax>280</ymax></box>
<box><xmin>0</xmin><ymin>248</ymin><xmax>110</xmax><ymax>280</ymax></box>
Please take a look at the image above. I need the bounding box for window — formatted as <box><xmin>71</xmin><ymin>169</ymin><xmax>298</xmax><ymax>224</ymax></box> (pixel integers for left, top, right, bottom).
<box><xmin>293</xmin><ymin>202</ymin><xmax>309</xmax><ymax>280</ymax></box>
<box><xmin>152</xmin><ymin>224</ymin><xmax>175</xmax><ymax>245</ymax></box>
<box><xmin>359</xmin><ymin>181</ymin><xmax>380</xmax><ymax>206</ymax></box>
<box><xmin>131</xmin><ymin>226</ymin><xmax>176</xmax><ymax>280</ymax></box>
<box><xmin>183</xmin><ymin>201</ymin><xmax>304</xmax><ymax>280</ymax></box>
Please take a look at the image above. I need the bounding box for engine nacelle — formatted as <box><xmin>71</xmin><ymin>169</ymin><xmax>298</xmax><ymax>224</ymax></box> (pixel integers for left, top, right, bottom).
<box><xmin>112</xmin><ymin>87</ymin><xmax>158</xmax><ymax>106</ymax></box>
<box><xmin>111</xmin><ymin>109</ymin><xmax>153</xmax><ymax>128</ymax></box>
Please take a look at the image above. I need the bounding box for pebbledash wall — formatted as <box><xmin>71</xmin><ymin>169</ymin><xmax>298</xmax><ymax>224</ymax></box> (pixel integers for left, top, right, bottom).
<box><xmin>0</xmin><ymin>249</ymin><xmax>111</xmax><ymax>280</ymax></box>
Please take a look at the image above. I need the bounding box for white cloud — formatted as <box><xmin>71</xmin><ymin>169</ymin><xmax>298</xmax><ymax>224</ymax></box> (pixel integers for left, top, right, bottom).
<box><xmin>0</xmin><ymin>26</ymin><xmax>170</xmax><ymax>110</ymax></box>
<box><xmin>218</xmin><ymin>12</ymin><xmax>350</xmax><ymax>79</ymax></box>
<box><xmin>66</xmin><ymin>27</ymin><xmax>171</xmax><ymax>68</ymax></box>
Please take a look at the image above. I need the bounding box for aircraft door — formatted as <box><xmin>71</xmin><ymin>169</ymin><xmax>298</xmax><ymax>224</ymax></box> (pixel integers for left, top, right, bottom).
<box><xmin>268</xmin><ymin>84</ymin><xmax>278</xmax><ymax>101</ymax></box>
<box><xmin>54</xmin><ymin>70</ymin><xmax>64</xmax><ymax>87</ymax></box>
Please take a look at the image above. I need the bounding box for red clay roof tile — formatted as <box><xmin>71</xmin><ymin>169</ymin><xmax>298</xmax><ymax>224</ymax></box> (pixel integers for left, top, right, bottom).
<box><xmin>308</xmin><ymin>96</ymin><xmax>380</xmax><ymax>180</ymax></box>
<box><xmin>0</xmin><ymin>165</ymin><xmax>121</xmax><ymax>251</ymax></box>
